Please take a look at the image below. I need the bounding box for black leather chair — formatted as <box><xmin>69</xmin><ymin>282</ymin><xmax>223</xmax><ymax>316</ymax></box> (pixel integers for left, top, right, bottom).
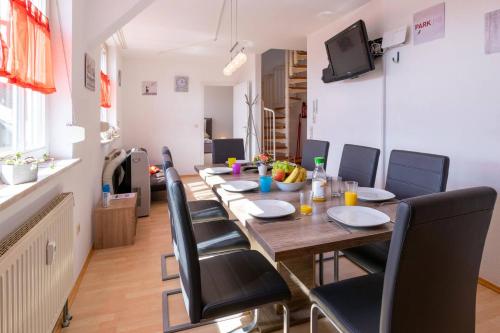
<box><xmin>160</xmin><ymin>147</ymin><xmax>237</xmax><ymax>281</ymax></box>
<box><xmin>342</xmin><ymin>150</ymin><xmax>450</xmax><ymax>274</ymax></box>
<box><xmin>310</xmin><ymin>187</ymin><xmax>497</xmax><ymax>333</ymax></box>
<box><xmin>338</xmin><ymin>144</ymin><xmax>380</xmax><ymax>187</ymax></box>
<box><xmin>301</xmin><ymin>139</ymin><xmax>330</xmax><ymax>171</ymax></box>
<box><xmin>161</xmin><ymin>166</ymin><xmax>250</xmax><ymax>282</ymax></box>
<box><xmin>161</xmin><ymin>146</ymin><xmax>229</xmax><ymax>224</ymax></box>
<box><xmin>163</xmin><ymin>167</ymin><xmax>291</xmax><ymax>333</ymax></box>
<box><xmin>212</xmin><ymin>138</ymin><xmax>245</xmax><ymax>164</ymax></box>
<box><xmin>319</xmin><ymin>144</ymin><xmax>380</xmax><ymax>285</ymax></box>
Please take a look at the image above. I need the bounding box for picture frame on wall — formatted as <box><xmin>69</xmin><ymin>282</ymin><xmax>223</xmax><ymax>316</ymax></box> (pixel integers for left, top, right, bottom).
<box><xmin>142</xmin><ymin>81</ymin><xmax>158</xmax><ymax>95</ymax></box>
<box><xmin>175</xmin><ymin>76</ymin><xmax>189</xmax><ymax>92</ymax></box>
<box><xmin>84</xmin><ymin>53</ymin><xmax>96</xmax><ymax>91</ymax></box>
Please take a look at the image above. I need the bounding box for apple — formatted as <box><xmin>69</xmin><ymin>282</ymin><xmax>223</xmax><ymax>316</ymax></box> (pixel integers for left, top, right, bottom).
<box><xmin>274</xmin><ymin>169</ymin><xmax>285</xmax><ymax>182</ymax></box>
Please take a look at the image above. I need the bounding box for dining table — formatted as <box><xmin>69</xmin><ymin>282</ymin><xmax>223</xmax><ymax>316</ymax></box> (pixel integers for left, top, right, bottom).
<box><xmin>193</xmin><ymin>164</ymin><xmax>398</xmax><ymax>332</ymax></box>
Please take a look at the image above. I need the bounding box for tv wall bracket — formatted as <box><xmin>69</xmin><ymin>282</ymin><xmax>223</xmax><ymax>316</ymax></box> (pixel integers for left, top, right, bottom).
<box><xmin>368</xmin><ymin>37</ymin><xmax>384</xmax><ymax>58</ymax></box>
<box><xmin>321</xmin><ymin>37</ymin><xmax>384</xmax><ymax>83</ymax></box>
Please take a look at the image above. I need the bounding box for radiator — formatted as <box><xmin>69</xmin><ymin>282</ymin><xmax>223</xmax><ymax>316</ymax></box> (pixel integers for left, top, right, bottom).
<box><xmin>0</xmin><ymin>193</ymin><xmax>74</xmax><ymax>333</ymax></box>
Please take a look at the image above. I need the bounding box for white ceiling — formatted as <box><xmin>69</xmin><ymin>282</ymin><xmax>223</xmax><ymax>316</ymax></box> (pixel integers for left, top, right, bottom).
<box><xmin>118</xmin><ymin>0</ymin><xmax>370</xmax><ymax>57</ymax></box>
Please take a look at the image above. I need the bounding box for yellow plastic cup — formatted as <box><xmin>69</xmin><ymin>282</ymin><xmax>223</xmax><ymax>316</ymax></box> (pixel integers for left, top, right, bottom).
<box><xmin>227</xmin><ymin>157</ymin><xmax>237</xmax><ymax>167</ymax></box>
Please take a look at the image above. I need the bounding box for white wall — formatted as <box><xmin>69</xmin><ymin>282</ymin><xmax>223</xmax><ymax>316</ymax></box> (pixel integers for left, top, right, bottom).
<box><xmin>121</xmin><ymin>54</ymin><xmax>237</xmax><ymax>174</ymax></box>
<box><xmin>204</xmin><ymin>86</ymin><xmax>233</xmax><ymax>139</ymax></box>
<box><xmin>308</xmin><ymin>0</ymin><xmax>500</xmax><ymax>284</ymax></box>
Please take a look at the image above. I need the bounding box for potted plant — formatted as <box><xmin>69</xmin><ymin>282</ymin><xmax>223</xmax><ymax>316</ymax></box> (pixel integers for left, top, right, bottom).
<box><xmin>253</xmin><ymin>153</ymin><xmax>273</xmax><ymax>176</ymax></box>
<box><xmin>0</xmin><ymin>152</ymin><xmax>39</xmax><ymax>185</ymax></box>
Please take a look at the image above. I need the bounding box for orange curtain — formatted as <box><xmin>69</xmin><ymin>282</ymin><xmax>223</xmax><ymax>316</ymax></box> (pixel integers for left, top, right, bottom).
<box><xmin>0</xmin><ymin>0</ymin><xmax>55</xmax><ymax>94</ymax></box>
<box><xmin>100</xmin><ymin>71</ymin><xmax>111</xmax><ymax>108</ymax></box>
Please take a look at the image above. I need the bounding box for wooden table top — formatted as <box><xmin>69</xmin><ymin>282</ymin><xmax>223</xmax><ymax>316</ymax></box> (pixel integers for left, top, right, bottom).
<box><xmin>195</xmin><ymin>165</ymin><xmax>397</xmax><ymax>262</ymax></box>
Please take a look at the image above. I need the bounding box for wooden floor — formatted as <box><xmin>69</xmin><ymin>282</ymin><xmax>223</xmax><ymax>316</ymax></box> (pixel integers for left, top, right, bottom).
<box><xmin>63</xmin><ymin>178</ymin><xmax>500</xmax><ymax>333</ymax></box>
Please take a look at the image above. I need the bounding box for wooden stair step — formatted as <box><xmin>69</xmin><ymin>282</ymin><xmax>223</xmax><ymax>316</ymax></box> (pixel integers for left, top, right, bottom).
<box><xmin>289</xmin><ymin>96</ymin><xmax>302</xmax><ymax>101</ymax></box>
<box><xmin>290</xmin><ymin>67</ymin><xmax>307</xmax><ymax>75</ymax></box>
<box><xmin>264</xmin><ymin>133</ymin><xmax>286</xmax><ymax>139</ymax></box>
<box><xmin>265</xmin><ymin>124</ymin><xmax>286</xmax><ymax>129</ymax></box>
<box><xmin>289</xmin><ymin>78</ymin><xmax>307</xmax><ymax>84</ymax></box>
<box><xmin>289</xmin><ymin>87</ymin><xmax>307</xmax><ymax>93</ymax></box>
<box><xmin>296</xmin><ymin>50</ymin><xmax>307</xmax><ymax>55</ymax></box>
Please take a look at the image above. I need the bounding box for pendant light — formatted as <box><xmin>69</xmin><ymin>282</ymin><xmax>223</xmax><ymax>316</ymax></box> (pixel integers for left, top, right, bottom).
<box><xmin>223</xmin><ymin>0</ymin><xmax>247</xmax><ymax>76</ymax></box>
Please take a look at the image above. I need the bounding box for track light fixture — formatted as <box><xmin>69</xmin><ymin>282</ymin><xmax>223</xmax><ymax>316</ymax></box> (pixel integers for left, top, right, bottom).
<box><xmin>222</xmin><ymin>0</ymin><xmax>246</xmax><ymax>76</ymax></box>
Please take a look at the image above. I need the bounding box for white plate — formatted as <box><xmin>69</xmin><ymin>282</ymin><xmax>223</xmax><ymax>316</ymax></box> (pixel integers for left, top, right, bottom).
<box><xmin>205</xmin><ymin>167</ymin><xmax>233</xmax><ymax>175</ymax></box>
<box><xmin>248</xmin><ymin>200</ymin><xmax>296</xmax><ymax>219</ymax></box>
<box><xmin>327</xmin><ymin>206</ymin><xmax>390</xmax><ymax>228</ymax></box>
<box><xmin>221</xmin><ymin>181</ymin><xmax>259</xmax><ymax>192</ymax></box>
<box><xmin>357</xmin><ymin>187</ymin><xmax>396</xmax><ymax>202</ymax></box>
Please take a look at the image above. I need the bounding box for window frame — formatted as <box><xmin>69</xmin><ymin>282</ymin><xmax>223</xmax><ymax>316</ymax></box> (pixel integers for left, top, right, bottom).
<box><xmin>0</xmin><ymin>0</ymin><xmax>48</xmax><ymax>159</ymax></box>
<box><xmin>100</xmin><ymin>43</ymin><xmax>109</xmax><ymax>123</ymax></box>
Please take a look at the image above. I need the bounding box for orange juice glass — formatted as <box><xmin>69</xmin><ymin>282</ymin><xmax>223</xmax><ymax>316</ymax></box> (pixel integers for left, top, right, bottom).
<box><xmin>344</xmin><ymin>181</ymin><xmax>358</xmax><ymax>206</ymax></box>
<box><xmin>300</xmin><ymin>190</ymin><xmax>313</xmax><ymax>216</ymax></box>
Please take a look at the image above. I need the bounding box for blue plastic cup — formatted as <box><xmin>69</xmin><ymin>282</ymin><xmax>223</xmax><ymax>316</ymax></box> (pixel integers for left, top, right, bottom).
<box><xmin>259</xmin><ymin>176</ymin><xmax>273</xmax><ymax>193</ymax></box>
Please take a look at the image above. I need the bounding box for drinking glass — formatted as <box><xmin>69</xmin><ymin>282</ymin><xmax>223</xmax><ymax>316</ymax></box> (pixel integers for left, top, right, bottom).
<box><xmin>300</xmin><ymin>190</ymin><xmax>313</xmax><ymax>216</ymax></box>
<box><xmin>330</xmin><ymin>176</ymin><xmax>343</xmax><ymax>197</ymax></box>
<box><xmin>232</xmin><ymin>163</ymin><xmax>241</xmax><ymax>175</ymax></box>
<box><xmin>227</xmin><ymin>157</ymin><xmax>237</xmax><ymax>167</ymax></box>
<box><xmin>344</xmin><ymin>181</ymin><xmax>358</xmax><ymax>206</ymax></box>
<box><xmin>259</xmin><ymin>175</ymin><xmax>272</xmax><ymax>193</ymax></box>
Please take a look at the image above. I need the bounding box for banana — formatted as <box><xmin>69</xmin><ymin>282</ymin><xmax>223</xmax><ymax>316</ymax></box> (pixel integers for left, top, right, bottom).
<box><xmin>295</xmin><ymin>167</ymin><xmax>304</xmax><ymax>183</ymax></box>
<box><xmin>284</xmin><ymin>167</ymin><xmax>300</xmax><ymax>183</ymax></box>
<box><xmin>299</xmin><ymin>167</ymin><xmax>307</xmax><ymax>182</ymax></box>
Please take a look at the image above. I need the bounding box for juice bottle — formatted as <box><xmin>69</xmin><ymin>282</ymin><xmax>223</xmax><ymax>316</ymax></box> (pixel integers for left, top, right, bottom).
<box><xmin>312</xmin><ymin>157</ymin><xmax>327</xmax><ymax>202</ymax></box>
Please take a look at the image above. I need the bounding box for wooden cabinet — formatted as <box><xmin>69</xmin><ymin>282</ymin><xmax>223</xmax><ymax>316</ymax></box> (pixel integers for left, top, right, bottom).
<box><xmin>93</xmin><ymin>193</ymin><xmax>137</xmax><ymax>249</ymax></box>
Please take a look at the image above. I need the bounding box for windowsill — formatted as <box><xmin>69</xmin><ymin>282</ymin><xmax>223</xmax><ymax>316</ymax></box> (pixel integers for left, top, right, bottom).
<box><xmin>0</xmin><ymin>158</ymin><xmax>81</xmax><ymax>211</ymax></box>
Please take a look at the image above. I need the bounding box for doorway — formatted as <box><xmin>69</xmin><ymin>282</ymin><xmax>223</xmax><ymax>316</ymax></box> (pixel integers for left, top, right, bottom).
<box><xmin>203</xmin><ymin>85</ymin><xmax>234</xmax><ymax>164</ymax></box>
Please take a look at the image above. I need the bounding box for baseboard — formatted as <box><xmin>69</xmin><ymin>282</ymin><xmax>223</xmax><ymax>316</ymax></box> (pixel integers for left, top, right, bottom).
<box><xmin>52</xmin><ymin>248</ymin><xmax>94</xmax><ymax>333</ymax></box>
<box><xmin>479</xmin><ymin>277</ymin><xmax>500</xmax><ymax>294</ymax></box>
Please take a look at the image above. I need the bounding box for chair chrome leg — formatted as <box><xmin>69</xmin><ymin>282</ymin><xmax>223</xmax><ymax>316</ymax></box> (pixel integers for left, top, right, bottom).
<box><xmin>228</xmin><ymin>309</ymin><xmax>259</xmax><ymax>333</ymax></box>
<box><xmin>310</xmin><ymin>304</ymin><xmax>319</xmax><ymax>333</ymax></box>
<box><xmin>318</xmin><ymin>254</ymin><xmax>324</xmax><ymax>285</ymax></box>
<box><xmin>310</xmin><ymin>303</ymin><xmax>345</xmax><ymax>333</ymax></box>
<box><xmin>161</xmin><ymin>253</ymin><xmax>180</xmax><ymax>281</ymax></box>
<box><xmin>281</xmin><ymin>303</ymin><xmax>290</xmax><ymax>333</ymax></box>
<box><xmin>333</xmin><ymin>251</ymin><xmax>339</xmax><ymax>282</ymax></box>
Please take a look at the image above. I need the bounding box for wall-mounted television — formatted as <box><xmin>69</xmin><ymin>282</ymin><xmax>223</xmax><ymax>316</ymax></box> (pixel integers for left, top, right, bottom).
<box><xmin>325</xmin><ymin>20</ymin><xmax>374</xmax><ymax>82</ymax></box>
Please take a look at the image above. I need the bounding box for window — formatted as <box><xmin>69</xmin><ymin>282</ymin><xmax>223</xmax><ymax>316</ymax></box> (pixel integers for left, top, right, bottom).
<box><xmin>0</xmin><ymin>0</ymin><xmax>47</xmax><ymax>157</ymax></box>
<box><xmin>100</xmin><ymin>44</ymin><xmax>108</xmax><ymax>123</ymax></box>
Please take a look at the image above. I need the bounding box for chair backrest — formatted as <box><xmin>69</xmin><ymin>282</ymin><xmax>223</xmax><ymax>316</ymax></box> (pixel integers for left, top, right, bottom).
<box><xmin>381</xmin><ymin>187</ymin><xmax>497</xmax><ymax>333</ymax></box>
<box><xmin>161</xmin><ymin>146</ymin><xmax>174</xmax><ymax>173</ymax></box>
<box><xmin>338</xmin><ymin>144</ymin><xmax>380</xmax><ymax>187</ymax></box>
<box><xmin>212</xmin><ymin>138</ymin><xmax>245</xmax><ymax>164</ymax></box>
<box><xmin>165</xmin><ymin>168</ymin><xmax>203</xmax><ymax>323</ymax></box>
<box><xmin>385</xmin><ymin>150</ymin><xmax>450</xmax><ymax>199</ymax></box>
<box><xmin>302</xmin><ymin>139</ymin><xmax>330</xmax><ymax>171</ymax></box>
<box><xmin>162</xmin><ymin>146</ymin><xmax>173</xmax><ymax>166</ymax></box>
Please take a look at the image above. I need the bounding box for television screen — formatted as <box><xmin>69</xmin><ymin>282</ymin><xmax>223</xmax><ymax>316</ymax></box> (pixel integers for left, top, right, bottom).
<box><xmin>325</xmin><ymin>20</ymin><xmax>374</xmax><ymax>82</ymax></box>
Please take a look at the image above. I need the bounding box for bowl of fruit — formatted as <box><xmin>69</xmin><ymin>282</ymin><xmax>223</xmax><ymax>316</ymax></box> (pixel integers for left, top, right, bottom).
<box><xmin>272</xmin><ymin>161</ymin><xmax>307</xmax><ymax>192</ymax></box>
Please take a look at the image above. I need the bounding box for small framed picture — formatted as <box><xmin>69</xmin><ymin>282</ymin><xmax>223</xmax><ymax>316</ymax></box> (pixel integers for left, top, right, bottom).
<box><xmin>175</xmin><ymin>76</ymin><xmax>189</xmax><ymax>92</ymax></box>
<box><xmin>142</xmin><ymin>81</ymin><xmax>158</xmax><ymax>95</ymax></box>
<box><xmin>84</xmin><ymin>53</ymin><xmax>95</xmax><ymax>91</ymax></box>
